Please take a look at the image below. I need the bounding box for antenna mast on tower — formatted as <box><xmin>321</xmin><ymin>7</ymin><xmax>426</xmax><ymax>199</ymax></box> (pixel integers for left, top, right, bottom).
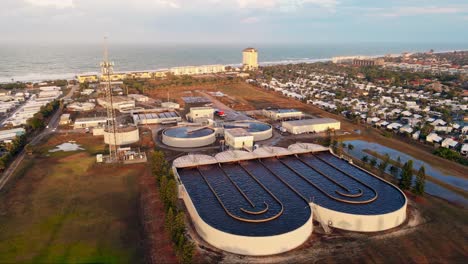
<box><xmin>100</xmin><ymin>36</ymin><xmax>118</xmax><ymax>162</ymax></box>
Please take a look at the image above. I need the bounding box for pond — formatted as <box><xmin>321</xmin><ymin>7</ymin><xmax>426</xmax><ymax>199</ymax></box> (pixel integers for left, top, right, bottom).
<box><xmin>49</xmin><ymin>143</ymin><xmax>84</xmax><ymax>152</ymax></box>
<box><xmin>344</xmin><ymin>140</ymin><xmax>468</xmax><ymax>207</ymax></box>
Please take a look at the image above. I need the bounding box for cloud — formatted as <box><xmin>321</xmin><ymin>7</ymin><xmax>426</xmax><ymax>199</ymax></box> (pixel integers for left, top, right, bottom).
<box><xmin>156</xmin><ymin>0</ymin><xmax>181</xmax><ymax>9</ymax></box>
<box><xmin>236</xmin><ymin>0</ymin><xmax>338</xmax><ymax>12</ymax></box>
<box><xmin>24</xmin><ymin>0</ymin><xmax>74</xmax><ymax>9</ymax></box>
<box><xmin>241</xmin><ymin>16</ymin><xmax>260</xmax><ymax>23</ymax></box>
<box><xmin>370</xmin><ymin>5</ymin><xmax>468</xmax><ymax>17</ymax></box>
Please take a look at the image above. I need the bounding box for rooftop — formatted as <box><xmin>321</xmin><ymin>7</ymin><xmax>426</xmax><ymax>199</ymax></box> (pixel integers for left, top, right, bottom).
<box><xmin>282</xmin><ymin>118</ymin><xmax>339</xmax><ymax>126</ymax></box>
<box><xmin>225</xmin><ymin>128</ymin><xmax>252</xmax><ymax>137</ymax></box>
<box><xmin>243</xmin><ymin>47</ymin><xmax>257</xmax><ymax>52</ymax></box>
<box><xmin>182</xmin><ymin>96</ymin><xmax>211</xmax><ymax>104</ymax></box>
<box><xmin>266</xmin><ymin>108</ymin><xmax>302</xmax><ymax>114</ymax></box>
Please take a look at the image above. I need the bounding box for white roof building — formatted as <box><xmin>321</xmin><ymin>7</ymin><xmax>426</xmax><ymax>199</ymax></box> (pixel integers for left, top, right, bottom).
<box><xmin>387</xmin><ymin>123</ymin><xmax>403</xmax><ymax>130</ymax></box>
<box><xmin>426</xmin><ymin>132</ymin><xmax>442</xmax><ymax>143</ymax></box>
<box><xmin>399</xmin><ymin>125</ymin><xmax>413</xmax><ymax>134</ymax></box>
<box><xmin>441</xmin><ymin>138</ymin><xmax>458</xmax><ymax>148</ymax></box>
<box><xmin>461</xmin><ymin>144</ymin><xmax>468</xmax><ymax>155</ymax></box>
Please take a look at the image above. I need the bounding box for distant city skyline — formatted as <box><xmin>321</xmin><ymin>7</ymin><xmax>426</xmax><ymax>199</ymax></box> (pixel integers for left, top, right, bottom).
<box><xmin>1</xmin><ymin>0</ymin><xmax>468</xmax><ymax>44</ymax></box>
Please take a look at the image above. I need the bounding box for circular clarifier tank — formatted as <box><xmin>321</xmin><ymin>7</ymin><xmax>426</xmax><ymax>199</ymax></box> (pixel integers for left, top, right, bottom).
<box><xmin>224</xmin><ymin>121</ymin><xmax>273</xmax><ymax>141</ymax></box>
<box><xmin>162</xmin><ymin>126</ymin><xmax>216</xmax><ymax>148</ymax></box>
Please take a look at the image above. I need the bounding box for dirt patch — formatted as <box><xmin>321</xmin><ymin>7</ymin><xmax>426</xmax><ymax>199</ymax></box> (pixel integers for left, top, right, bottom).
<box><xmin>139</xmin><ymin>165</ymin><xmax>178</xmax><ymax>264</ymax></box>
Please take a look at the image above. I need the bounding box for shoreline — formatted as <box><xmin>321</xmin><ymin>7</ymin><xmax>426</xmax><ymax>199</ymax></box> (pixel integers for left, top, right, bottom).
<box><xmin>1</xmin><ymin>48</ymin><xmax>467</xmax><ymax>84</ymax></box>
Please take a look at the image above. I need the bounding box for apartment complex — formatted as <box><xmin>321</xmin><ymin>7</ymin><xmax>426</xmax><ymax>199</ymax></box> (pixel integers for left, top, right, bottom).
<box><xmin>170</xmin><ymin>65</ymin><xmax>225</xmax><ymax>76</ymax></box>
<box><xmin>242</xmin><ymin>47</ymin><xmax>258</xmax><ymax>70</ymax></box>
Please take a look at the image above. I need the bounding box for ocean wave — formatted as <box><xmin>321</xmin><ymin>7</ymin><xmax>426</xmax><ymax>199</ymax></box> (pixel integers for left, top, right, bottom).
<box><xmin>1</xmin><ymin>48</ymin><xmax>466</xmax><ymax>83</ymax></box>
<box><xmin>0</xmin><ymin>72</ymin><xmax>83</xmax><ymax>83</ymax></box>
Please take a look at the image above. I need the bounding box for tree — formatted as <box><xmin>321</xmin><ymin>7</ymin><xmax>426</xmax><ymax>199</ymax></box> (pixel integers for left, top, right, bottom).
<box><xmin>160</xmin><ymin>175</ymin><xmax>168</xmax><ymax>201</ymax></box>
<box><xmin>24</xmin><ymin>144</ymin><xmax>33</xmax><ymax>155</ymax></box>
<box><xmin>378</xmin><ymin>154</ymin><xmax>390</xmax><ymax>175</ymax></box>
<box><xmin>0</xmin><ymin>155</ymin><xmax>9</xmax><ymax>171</ymax></box>
<box><xmin>413</xmin><ymin>166</ymin><xmax>426</xmax><ymax>195</ymax></box>
<box><xmin>369</xmin><ymin>157</ymin><xmax>377</xmax><ymax>167</ymax></box>
<box><xmin>173</xmin><ymin>211</ymin><xmax>186</xmax><ymax>240</ymax></box>
<box><xmin>399</xmin><ymin>160</ymin><xmax>413</xmax><ymax>190</ymax></box>
<box><xmin>176</xmin><ymin>233</ymin><xmax>186</xmax><ymax>251</ymax></box>
<box><xmin>165</xmin><ymin>207</ymin><xmax>174</xmax><ymax>233</ymax></box>
<box><xmin>361</xmin><ymin>155</ymin><xmax>369</xmax><ymax>163</ymax></box>
<box><xmin>331</xmin><ymin>139</ymin><xmax>338</xmax><ymax>153</ymax></box>
<box><xmin>181</xmin><ymin>241</ymin><xmax>195</xmax><ymax>264</ymax></box>
<box><xmin>151</xmin><ymin>151</ymin><xmax>169</xmax><ymax>181</ymax></box>
<box><xmin>165</xmin><ymin>179</ymin><xmax>177</xmax><ymax>210</ymax></box>
<box><xmin>347</xmin><ymin>143</ymin><xmax>354</xmax><ymax>151</ymax></box>
<box><xmin>389</xmin><ymin>165</ymin><xmax>399</xmax><ymax>178</ymax></box>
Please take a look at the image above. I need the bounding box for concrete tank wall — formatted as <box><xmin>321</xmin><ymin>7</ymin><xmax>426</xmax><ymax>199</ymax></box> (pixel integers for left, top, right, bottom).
<box><xmin>162</xmin><ymin>132</ymin><xmax>216</xmax><ymax>148</ymax></box>
<box><xmin>312</xmin><ymin>153</ymin><xmax>407</xmax><ymax>232</ymax></box>
<box><xmin>104</xmin><ymin>128</ymin><xmax>139</xmax><ymax>145</ymax></box>
<box><xmin>250</xmin><ymin>128</ymin><xmax>273</xmax><ymax>141</ymax></box>
<box><xmin>177</xmin><ymin>180</ymin><xmax>313</xmax><ymax>256</ymax></box>
<box><xmin>313</xmin><ymin>202</ymin><xmax>406</xmax><ymax>232</ymax></box>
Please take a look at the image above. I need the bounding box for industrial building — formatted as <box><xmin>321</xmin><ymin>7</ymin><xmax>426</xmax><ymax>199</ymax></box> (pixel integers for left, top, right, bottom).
<box><xmin>242</xmin><ymin>48</ymin><xmax>259</xmax><ymax>70</ymax></box>
<box><xmin>128</xmin><ymin>94</ymin><xmax>149</xmax><ymax>102</ymax></box>
<box><xmin>186</xmin><ymin>107</ymin><xmax>214</xmax><ymax>123</ymax></box>
<box><xmin>173</xmin><ymin>143</ymin><xmax>407</xmax><ymax>256</ymax></box>
<box><xmin>0</xmin><ymin>128</ymin><xmax>26</xmax><ymax>143</ymax></box>
<box><xmin>132</xmin><ymin>111</ymin><xmax>181</xmax><ymax>125</ymax></box>
<box><xmin>59</xmin><ymin>114</ymin><xmax>71</xmax><ymax>125</ymax></box>
<box><xmin>2</xmin><ymin>92</ymin><xmax>60</xmax><ymax>127</ymax></box>
<box><xmin>67</xmin><ymin>102</ymin><xmax>96</xmax><ymax>111</ymax></box>
<box><xmin>161</xmin><ymin>101</ymin><xmax>180</xmax><ymax>109</ymax></box>
<box><xmin>262</xmin><ymin>108</ymin><xmax>303</xmax><ymax>121</ymax></box>
<box><xmin>73</xmin><ymin>116</ymin><xmax>107</xmax><ymax>129</ymax></box>
<box><xmin>282</xmin><ymin>118</ymin><xmax>340</xmax><ymax>134</ymax></box>
<box><xmin>224</xmin><ymin>128</ymin><xmax>254</xmax><ymax>150</ymax></box>
<box><xmin>97</xmin><ymin>96</ymin><xmax>135</xmax><ymax>111</ymax></box>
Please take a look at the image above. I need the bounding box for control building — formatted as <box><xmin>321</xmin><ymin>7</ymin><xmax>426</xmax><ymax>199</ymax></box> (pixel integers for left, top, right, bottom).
<box><xmin>224</xmin><ymin>128</ymin><xmax>254</xmax><ymax>150</ymax></box>
<box><xmin>263</xmin><ymin>108</ymin><xmax>303</xmax><ymax>121</ymax></box>
<box><xmin>282</xmin><ymin>118</ymin><xmax>340</xmax><ymax>134</ymax></box>
<box><xmin>97</xmin><ymin>96</ymin><xmax>135</xmax><ymax>111</ymax></box>
<box><xmin>186</xmin><ymin>107</ymin><xmax>214</xmax><ymax>123</ymax></box>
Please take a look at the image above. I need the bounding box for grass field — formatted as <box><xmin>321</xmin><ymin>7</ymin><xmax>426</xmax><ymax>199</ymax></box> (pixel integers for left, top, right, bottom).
<box><xmin>0</xmin><ymin>134</ymin><xmax>145</xmax><ymax>263</ymax></box>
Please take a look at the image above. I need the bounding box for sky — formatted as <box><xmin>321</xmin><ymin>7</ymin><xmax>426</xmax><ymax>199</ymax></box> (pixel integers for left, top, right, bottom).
<box><xmin>1</xmin><ymin>0</ymin><xmax>468</xmax><ymax>44</ymax></box>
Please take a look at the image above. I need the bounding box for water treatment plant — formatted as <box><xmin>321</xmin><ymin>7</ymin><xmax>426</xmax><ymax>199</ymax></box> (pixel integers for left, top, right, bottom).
<box><xmin>173</xmin><ymin>143</ymin><xmax>407</xmax><ymax>256</ymax></box>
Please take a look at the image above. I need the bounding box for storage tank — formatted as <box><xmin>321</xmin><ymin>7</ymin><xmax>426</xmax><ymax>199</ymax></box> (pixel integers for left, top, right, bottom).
<box><xmin>104</xmin><ymin>126</ymin><xmax>139</xmax><ymax>145</ymax></box>
<box><xmin>162</xmin><ymin>126</ymin><xmax>216</xmax><ymax>148</ymax></box>
<box><xmin>223</xmin><ymin>121</ymin><xmax>272</xmax><ymax>141</ymax></box>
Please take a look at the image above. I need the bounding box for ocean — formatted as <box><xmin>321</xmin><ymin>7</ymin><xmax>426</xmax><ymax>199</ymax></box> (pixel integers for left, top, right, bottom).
<box><xmin>1</xmin><ymin>42</ymin><xmax>467</xmax><ymax>83</ymax></box>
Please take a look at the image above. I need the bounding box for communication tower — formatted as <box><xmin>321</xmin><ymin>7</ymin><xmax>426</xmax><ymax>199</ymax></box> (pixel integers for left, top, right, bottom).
<box><xmin>100</xmin><ymin>37</ymin><xmax>119</xmax><ymax>162</ymax></box>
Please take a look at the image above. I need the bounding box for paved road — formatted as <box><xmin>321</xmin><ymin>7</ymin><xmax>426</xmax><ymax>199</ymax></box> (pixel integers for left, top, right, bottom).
<box><xmin>0</xmin><ymin>85</ymin><xmax>76</xmax><ymax>191</ymax></box>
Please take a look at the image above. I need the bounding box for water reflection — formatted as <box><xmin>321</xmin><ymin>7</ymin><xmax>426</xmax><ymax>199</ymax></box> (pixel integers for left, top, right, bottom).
<box><xmin>344</xmin><ymin>140</ymin><xmax>468</xmax><ymax>207</ymax></box>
